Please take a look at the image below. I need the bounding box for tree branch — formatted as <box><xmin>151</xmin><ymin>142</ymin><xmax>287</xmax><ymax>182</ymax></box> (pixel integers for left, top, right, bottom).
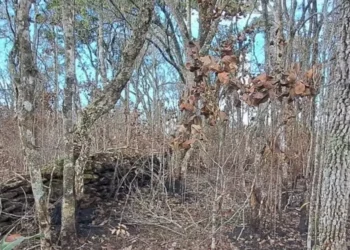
<box><xmin>147</xmin><ymin>38</ymin><xmax>186</xmax><ymax>84</ymax></box>
<box><xmin>74</xmin><ymin>0</ymin><xmax>154</xmax><ymax>144</ymax></box>
<box><xmin>164</xmin><ymin>0</ymin><xmax>190</xmax><ymax>44</ymax></box>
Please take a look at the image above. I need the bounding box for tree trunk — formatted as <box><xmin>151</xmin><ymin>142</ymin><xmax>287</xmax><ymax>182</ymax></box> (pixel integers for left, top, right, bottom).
<box><xmin>74</xmin><ymin>1</ymin><xmax>154</xmax><ymax>200</ymax></box>
<box><xmin>186</xmin><ymin>0</ymin><xmax>191</xmax><ymax>38</ymax></box>
<box><xmin>15</xmin><ymin>1</ymin><xmax>52</xmax><ymax>249</ymax></box>
<box><xmin>98</xmin><ymin>0</ymin><xmax>107</xmax><ymax>85</ymax></box>
<box><xmin>316</xmin><ymin>2</ymin><xmax>350</xmax><ymax>249</ymax></box>
<box><xmin>61</xmin><ymin>0</ymin><xmax>77</xmax><ymax>247</ymax></box>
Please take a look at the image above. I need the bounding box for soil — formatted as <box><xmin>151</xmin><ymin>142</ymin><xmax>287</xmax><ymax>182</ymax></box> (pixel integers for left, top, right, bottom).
<box><xmin>1</xmin><ymin>150</ymin><xmax>308</xmax><ymax>250</ymax></box>
<box><xmin>45</xmin><ymin>191</ymin><xmax>307</xmax><ymax>250</ymax></box>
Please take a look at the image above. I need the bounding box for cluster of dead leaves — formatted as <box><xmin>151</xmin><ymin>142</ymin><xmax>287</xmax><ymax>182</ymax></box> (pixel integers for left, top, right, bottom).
<box><xmin>175</xmin><ymin>38</ymin><xmax>321</xmax><ymax>151</ymax></box>
<box><xmin>184</xmin><ymin>41</ymin><xmax>235</xmax><ymax>124</ymax></box>
<box><xmin>170</xmin><ymin>121</ymin><xmax>205</xmax><ymax>151</ymax></box>
<box><xmin>172</xmin><ymin>41</ymin><xmax>238</xmax><ymax>150</ymax></box>
<box><xmin>241</xmin><ymin>63</ymin><xmax>319</xmax><ymax>107</ymax></box>
<box><xmin>185</xmin><ymin>41</ymin><xmax>238</xmax><ymax>84</ymax></box>
<box><xmin>242</xmin><ymin>73</ymin><xmax>274</xmax><ymax>106</ymax></box>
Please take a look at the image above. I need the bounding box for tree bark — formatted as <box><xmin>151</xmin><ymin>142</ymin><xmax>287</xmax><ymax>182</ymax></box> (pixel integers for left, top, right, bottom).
<box><xmin>98</xmin><ymin>0</ymin><xmax>108</xmax><ymax>85</ymax></box>
<box><xmin>165</xmin><ymin>0</ymin><xmax>228</xmax><ymax>190</ymax></box>
<box><xmin>186</xmin><ymin>0</ymin><xmax>191</xmax><ymax>39</ymax></box>
<box><xmin>14</xmin><ymin>1</ymin><xmax>52</xmax><ymax>249</ymax></box>
<box><xmin>61</xmin><ymin>0</ymin><xmax>77</xmax><ymax>247</ymax></box>
<box><xmin>316</xmin><ymin>2</ymin><xmax>350</xmax><ymax>249</ymax></box>
<box><xmin>74</xmin><ymin>1</ymin><xmax>154</xmax><ymax>200</ymax></box>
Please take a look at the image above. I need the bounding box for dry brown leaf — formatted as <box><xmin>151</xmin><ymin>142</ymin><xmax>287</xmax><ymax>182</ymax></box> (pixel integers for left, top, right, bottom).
<box><xmin>291</xmin><ymin>62</ymin><xmax>301</xmax><ymax>74</ymax></box>
<box><xmin>218</xmin><ymin>72</ymin><xmax>230</xmax><ymax>85</ymax></box>
<box><xmin>242</xmin><ymin>93</ymin><xmax>250</xmax><ymax>102</ymax></box>
<box><xmin>250</xmin><ymin>92</ymin><xmax>268</xmax><ymax>106</ymax></box>
<box><xmin>189</xmin><ymin>115</ymin><xmax>202</xmax><ymax>125</ymax></box>
<box><xmin>201</xmin><ymin>106</ymin><xmax>211</xmax><ymax>117</ymax></box>
<box><xmin>185</xmin><ymin>62</ymin><xmax>192</xmax><ymax>70</ymax></box>
<box><xmin>188</xmin><ymin>95</ymin><xmax>196</xmax><ymax>104</ymax></box>
<box><xmin>176</xmin><ymin>125</ymin><xmax>187</xmax><ymax>134</ymax></box>
<box><xmin>246</xmin><ymin>85</ymin><xmax>255</xmax><ymax>93</ymax></box>
<box><xmin>287</xmin><ymin>71</ymin><xmax>297</xmax><ymax>83</ymax></box>
<box><xmin>199</xmin><ymin>55</ymin><xmax>222</xmax><ymax>73</ymax></box>
<box><xmin>245</xmin><ymin>27</ymin><xmax>254</xmax><ymax>34</ymax></box>
<box><xmin>228</xmin><ymin>63</ymin><xmax>238</xmax><ymax>73</ymax></box>
<box><xmin>191</xmin><ymin>124</ymin><xmax>202</xmax><ymax>133</ymax></box>
<box><xmin>5</xmin><ymin>234</ymin><xmax>22</xmax><ymax>242</ymax></box>
<box><xmin>222</xmin><ymin>55</ymin><xmax>238</xmax><ymax>64</ymax></box>
<box><xmin>252</xmin><ymin>73</ymin><xmax>270</xmax><ymax>84</ymax></box>
<box><xmin>221</xmin><ymin>44</ymin><xmax>233</xmax><ymax>56</ymax></box>
<box><xmin>170</xmin><ymin>137</ymin><xmax>181</xmax><ymax>149</ymax></box>
<box><xmin>199</xmin><ymin>55</ymin><xmax>213</xmax><ymax>67</ymax></box>
<box><xmin>185</xmin><ymin>62</ymin><xmax>199</xmax><ymax>72</ymax></box>
<box><xmin>263</xmin><ymin>80</ymin><xmax>274</xmax><ymax>89</ymax></box>
<box><xmin>252</xmin><ymin>92</ymin><xmax>266</xmax><ymax>100</ymax></box>
<box><xmin>219</xmin><ymin>111</ymin><xmax>228</xmax><ymax>121</ymax></box>
<box><xmin>294</xmin><ymin>81</ymin><xmax>306</xmax><ymax>95</ymax></box>
<box><xmin>289</xmin><ymin>88</ymin><xmax>296</xmax><ymax>99</ymax></box>
<box><xmin>181</xmin><ymin>138</ymin><xmax>196</xmax><ymax>149</ymax></box>
<box><xmin>221</xmin><ymin>55</ymin><xmax>238</xmax><ymax>73</ymax></box>
<box><xmin>241</xmin><ymin>93</ymin><xmax>253</xmax><ymax>106</ymax></box>
<box><xmin>301</xmin><ymin>87</ymin><xmax>312</xmax><ymax>96</ymax></box>
<box><xmin>179</xmin><ymin>102</ymin><xmax>195</xmax><ymax>112</ymax></box>
<box><xmin>209</xmin><ymin>63</ymin><xmax>222</xmax><ymax>72</ymax></box>
<box><xmin>268</xmin><ymin>89</ymin><xmax>276</xmax><ymax>100</ymax></box>
<box><xmin>209</xmin><ymin>117</ymin><xmax>216</xmax><ymax>126</ymax></box>
<box><xmin>305</xmin><ymin>68</ymin><xmax>314</xmax><ymax>81</ymax></box>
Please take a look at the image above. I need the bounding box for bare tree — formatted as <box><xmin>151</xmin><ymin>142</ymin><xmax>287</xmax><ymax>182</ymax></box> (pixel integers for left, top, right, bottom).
<box><xmin>73</xmin><ymin>0</ymin><xmax>154</xmax><ymax>202</ymax></box>
<box><xmin>157</xmin><ymin>0</ymin><xmax>231</xmax><ymax>189</ymax></box>
<box><xmin>61</xmin><ymin>0</ymin><xmax>77</xmax><ymax>247</ymax></box>
<box><xmin>12</xmin><ymin>1</ymin><xmax>51</xmax><ymax>249</ymax></box>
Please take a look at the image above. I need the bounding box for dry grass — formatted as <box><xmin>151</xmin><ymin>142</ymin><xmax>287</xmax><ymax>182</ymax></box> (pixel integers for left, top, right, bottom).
<box><xmin>0</xmin><ymin>105</ymin><xmax>310</xmax><ymax>249</ymax></box>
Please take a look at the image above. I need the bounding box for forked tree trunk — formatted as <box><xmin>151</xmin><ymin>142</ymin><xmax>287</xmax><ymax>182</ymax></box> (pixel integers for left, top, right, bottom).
<box><xmin>14</xmin><ymin>1</ymin><xmax>51</xmax><ymax>249</ymax></box>
<box><xmin>316</xmin><ymin>2</ymin><xmax>350</xmax><ymax>249</ymax></box>
<box><xmin>74</xmin><ymin>1</ymin><xmax>154</xmax><ymax>201</ymax></box>
<box><xmin>165</xmin><ymin>0</ymin><xmax>226</xmax><ymax>191</ymax></box>
<box><xmin>61</xmin><ymin>0</ymin><xmax>77</xmax><ymax>247</ymax></box>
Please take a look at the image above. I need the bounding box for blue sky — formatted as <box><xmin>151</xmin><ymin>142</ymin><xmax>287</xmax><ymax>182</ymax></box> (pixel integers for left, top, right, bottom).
<box><xmin>0</xmin><ymin>3</ymin><xmax>265</xmax><ymax>109</ymax></box>
<box><xmin>0</xmin><ymin>0</ymin><xmax>332</xmax><ymax>127</ymax></box>
<box><xmin>0</xmin><ymin>1</ymin><xmax>264</xmax><ymax>109</ymax></box>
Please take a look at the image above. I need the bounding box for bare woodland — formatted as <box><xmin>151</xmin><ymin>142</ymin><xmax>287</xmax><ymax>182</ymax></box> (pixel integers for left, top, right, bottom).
<box><xmin>0</xmin><ymin>0</ymin><xmax>349</xmax><ymax>249</ymax></box>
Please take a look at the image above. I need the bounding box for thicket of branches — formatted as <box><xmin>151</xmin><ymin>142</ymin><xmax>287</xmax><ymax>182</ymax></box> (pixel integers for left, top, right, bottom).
<box><xmin>0</xmin><ymin>0</ymin><xmax>349</xmax><ymax>249</ymax></box>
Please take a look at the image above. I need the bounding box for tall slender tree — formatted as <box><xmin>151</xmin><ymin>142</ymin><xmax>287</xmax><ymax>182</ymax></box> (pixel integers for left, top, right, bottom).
<box><xmin>12</xmin><ymin>1</ymin><xmax>51</xmax><ymax>249</ymax></box>
<box><xmin>73</xmin><ymin>0</ymin><xmax>154</xmax><ymax>205</ymax></box>
<box><xmin>61</xmin><ymin>0</ymin><xmax>77</xmax><ymax>247</ymax></box>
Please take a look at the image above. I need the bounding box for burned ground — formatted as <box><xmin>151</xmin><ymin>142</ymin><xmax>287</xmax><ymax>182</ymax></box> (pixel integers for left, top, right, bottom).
<box><xmin>0</xmin><ymin>149</ymin><xmax>307</xmax><ymax>250</ymax></box>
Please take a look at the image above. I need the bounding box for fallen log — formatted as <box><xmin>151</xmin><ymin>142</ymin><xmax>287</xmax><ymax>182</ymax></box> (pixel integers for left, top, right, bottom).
<box><xmin>0</xmin><ymin>149</ymin><xmax>163</xmax><ymax>235</ymax></box>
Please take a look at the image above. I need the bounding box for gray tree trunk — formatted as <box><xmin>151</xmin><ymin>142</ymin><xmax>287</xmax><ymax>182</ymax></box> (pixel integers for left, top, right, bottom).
<box><xmin>14</xmin><ymin>1</ymin><xmax>51</xmax><ymax>249</ymax></box>
<box><xmin>98</xmin><ymin>0</ymin><xmax>107</xmax><ymax>85</ymax></box>
<box><xmin>61</xmin><ymin>0</ymin><xmax>77</xmax><ymax>247</ymax></box>
<box><xmin>164</xmin><ymin>0</ymin><xmax>227</xmax><ymax>190</ymax></box>
<box><xmin>74</xmin><ymin>1</ymin><xmax>154</xmax><ymax>200</ymax></box>
<box><xmin>316</xmin><ymin>2</ymin><xmax>350</xmax><ymax>249</ymax></box>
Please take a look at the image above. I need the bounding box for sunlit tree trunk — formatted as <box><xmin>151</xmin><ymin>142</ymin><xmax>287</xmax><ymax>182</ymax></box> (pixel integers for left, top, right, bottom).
<box><xmin>73</xmin><ymin>1</ymin><xmax>154</xmax><ymax>201</ymax></box>
<box><xmin>14</xmin><ymin>1</ymin><xmax>51</xmax><ymax>249</ymax></box>
<box><xmin>98</xmin><ymin>0</ymin><xmax>107</xmax><ymax>85</ymax></box>
<box><xmin>61</xmin><ymin>0</ymin><xmax>77</xmax><ymax>247</ymax></box>
<box><xmin>164</xmin><ymin>0</ymin><xmax>227</xmax><ymax>191</ymax></box>
<box><xmin>316</xmin><ymin>2</ymin><xmax>350</xmax><ymax>249</ymax></box>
